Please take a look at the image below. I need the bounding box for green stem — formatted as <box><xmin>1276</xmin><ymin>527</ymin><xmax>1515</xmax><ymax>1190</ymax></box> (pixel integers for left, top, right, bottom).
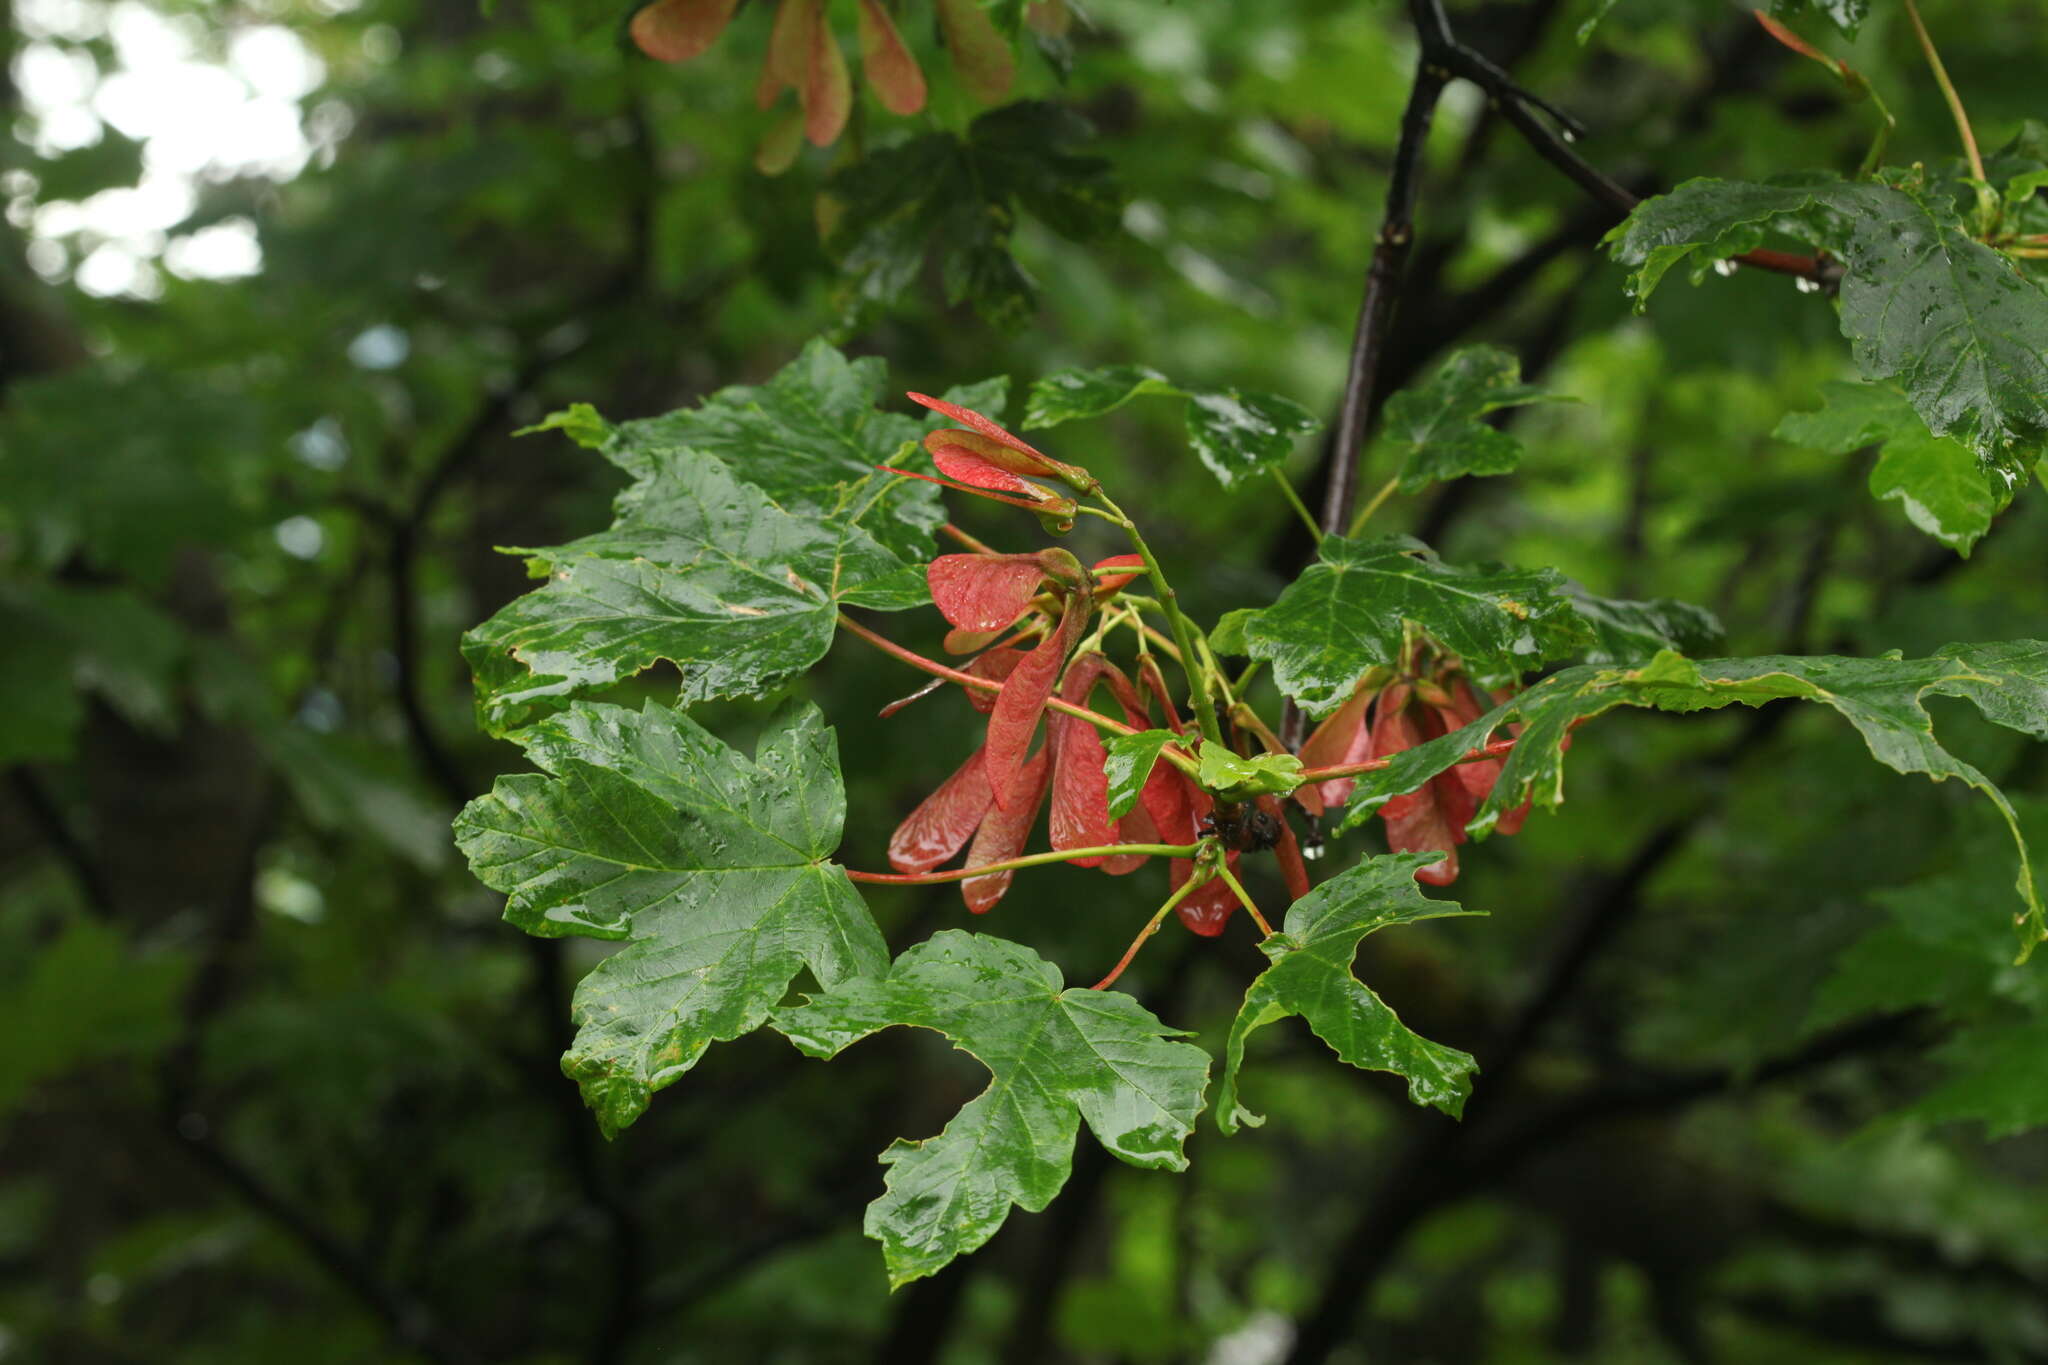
<box><xmin>1269</xmin><ymin>467</ymin><xmax>1322</xmax><ymax>539</ymax></box>
<box><xmin>1094</xmin><ymin>493</ymin><xmax>1226</xmax><ymax>748</ymax></box>
<box><xmin>847</xmin><ymin>843</ymin><xmax>1202</xmax><ymax>885</ymax></box>
<box><xmin>1093</xmin><ymin>868</ymin><xmax>1209</xmax><ymax>991</ymax></box>
<box><xmin>1903</xmin><ymin>0</ymin><xmax>1985</xmax><ymax>185</ymax></box>
<box><xmin>1214</xmin><ymin>860</ymin><xmax>1274</xmax><ymax>938</ymax></box>
<box><xmin>1346</xmin><ymin>474</ymin><xmax>1401</xmax><ymax>538</ymax></box>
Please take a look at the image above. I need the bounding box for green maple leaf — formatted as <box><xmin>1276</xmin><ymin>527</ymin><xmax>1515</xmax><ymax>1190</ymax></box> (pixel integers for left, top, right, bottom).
<box><xmin>1218</xmin><ymin>854</ymin><xmax>1481</xmax><ymax>1132</ymax></box>
<box><xmin>591</xmin><ymin>338</ymin><xmax>944</xmax><ymax>563</ymax></box>
<box><xmin>1022</xmin><ymin>363</ymin><xmax>1321</xmax><ymax>491</ymax></box>
<box><xmin>1563</xmin><ymin>588</ymin><xmax>1723</xmax><ymax>667</ymax></box>
<box><xmin>1607</xmin><ymin>175</ymin><xmax>2048</xmax><ymax>481</ymax></box>
<box><xmin>825</xmin><ymin>103</ymin><xmax>1123</xmax><ymax>330</ymax></box>
<box><xmin>1775</xmin><ymin>381</ymin><xmax>2009</xmax><ymax>555</ymax></box>
<box><xmin>775</xmin><ymin>931</ymin><xmax>1211</xmax><ymax>1287</ymax></box>
<box><xmin>462</xmin><ymin>448</ymin><xmax>923</xmax><ymax>736</ymax></box>
<box><xmin>1236</xmin><ymin>534</ymin><xmax>1590</xmax><ymax>714</ymax></box>
<box><xmin>1378</xmin><ymin>345</ymin><xmax>1564</xmax><ymax>494</ymax></box>
<box><xmin>1334</xmin><ymin>644</ymin><xmax>2048</xmax><ymax>958</ymax></box>
<box><xmin>454</xmin><ymin>700</ymin><xmax>885</xmax><ymax>1137</ymax></box>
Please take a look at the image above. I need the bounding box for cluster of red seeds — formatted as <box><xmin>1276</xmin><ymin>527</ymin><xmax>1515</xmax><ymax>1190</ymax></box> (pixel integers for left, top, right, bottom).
<box><xmin>1295</xmin><ymin>642</ymin><xmax>1538</xmax><ymax>887</ymax></box>
<box><xmin>877</xmin><ymin>393</ymin><xmax>1535</xmax><ymax>934</ymax></box>
<box><xmin>629</xmin><ymin>0</ymin><xmax>1070</xmax><ymax>168</ymax></box>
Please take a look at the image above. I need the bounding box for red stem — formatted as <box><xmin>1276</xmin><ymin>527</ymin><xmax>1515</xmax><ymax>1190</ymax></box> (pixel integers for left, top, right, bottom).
<box><xmin>839</xmin><ymin>612</ymin><xmax>1186</xmax><ymax>754</ymax></box>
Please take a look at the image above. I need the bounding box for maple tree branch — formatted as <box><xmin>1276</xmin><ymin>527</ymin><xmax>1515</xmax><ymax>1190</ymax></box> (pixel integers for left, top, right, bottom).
<box><xmin>846</xmin><ymin>844</ymin><xmax>1201</xmax><ymax>884</ymax></box>
<box><xmin>1321</xmin><ymin>47</ymin><xmax>1444</xmax><ymax>543</ymax></box>
<box><xmin>1414</xmin><ymin>0</ymin><xmax>1837</xmax><ymax>287</ymax></box>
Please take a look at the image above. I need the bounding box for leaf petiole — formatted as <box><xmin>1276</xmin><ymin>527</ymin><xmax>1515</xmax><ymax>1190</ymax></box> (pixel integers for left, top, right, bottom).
<box><xmin>1902</xmin><ymin>0</ymin><xmax>1981</xmax><ymax>182</ymax></box>
<box><xmin>1346</xmin><ymin>474</ymin><xmax>1401</xmax><ymax>538</ymax></box>
<box><xmin>1093</xmin><ymin>869</ymin><xmax>1210</xmax><ymax>991</ymax></box>
<box><xmin>1093</xmin><ymin>492</ymin><xmax>1227</xmax><ymax>748</ymax></box>
<box><xmin>836</xmin><ymin>612</ymin><xmax>1203</xmax><ymax>776</ymax></box>
<box><xmin>1214</xmin><ymin>859</ymin><xmax>1274</xmax><ymax>939</ymax></box>
<box><xmin>846</xmin><ymin>843</ymin><xmax>1203</xmax><ymax>885</ymax></box>
<box><xmin>1270</xmin><ymin>467</ymin><xmax>1322</xmax><ymax>539</ymax></box>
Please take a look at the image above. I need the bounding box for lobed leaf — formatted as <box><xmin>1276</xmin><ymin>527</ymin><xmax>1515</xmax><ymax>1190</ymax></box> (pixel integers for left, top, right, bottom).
<box><xmin>1217</xmin><ymin>853</ymin><xmax>1483</xmax><ymax>1132</ymax></box>
<box><xmin>1607</xmin><ymin>175</ymin><xmax>2048</xmax><ymax>481</ymax></box>
<box><xmin>1334</xmin><ymin>645</ymin><xmax>2048</xmax><ymax>958</ymax></box>
<box><xmin>1021</xmin><ymin>364</ymin><xmax>1321</xmax><ymax>491</ymax></box>
<box><xmin>463</xmin><ymin>448</ymin><xmax>922</xmax><ymax>736</ymax></box>
<box><xmin>1378</xmin><ymin>345</ymin><xmax>1564</xmax><ymax>494</ymax></box>
<box><xmin>775</xmin><ymin>931</ymin><xmax>1210</xmax><ymax>1286</ymax></box>
<box><xmin>1775</xmin><ymin>381</ymin><xmax>2008</xmax><ymax>555</ymax></box>
<box><xmin>454</xmin><ymin>701</ymin><xmax>885</xmax><ymax>1136</ymax></box>
<box><xmin>826</xmin><ymin>102</ymin><xmax>1120</xmax><ymax>327</ymax></box>
<box><xmin>1237</xmin><ymin>534</ymin><xmax>1590</xmax><ymax>715</ymax></box>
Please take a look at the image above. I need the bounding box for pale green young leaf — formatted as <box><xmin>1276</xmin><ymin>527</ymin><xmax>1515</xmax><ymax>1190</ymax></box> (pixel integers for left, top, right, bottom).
<box><xmin>1195</xmin><ymin>744</ymin><xmax>1302</xmax><ymax>802</ymax></box>
<box><xmin>1102</xmin><ymin>728</ymin><xmax>1180</xmax><ymax>818</ymax></box>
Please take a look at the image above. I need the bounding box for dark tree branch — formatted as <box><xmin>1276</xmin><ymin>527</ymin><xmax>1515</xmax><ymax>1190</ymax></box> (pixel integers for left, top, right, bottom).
<box><xmin>1318</xmin><ymin>52</ymin><xmax>1447</xmax><ymax>541</ymax></box>
<box><xmin>6</xmin><ymin>766</ymin><xmax>119</xmax><ymax>920</ymax></box>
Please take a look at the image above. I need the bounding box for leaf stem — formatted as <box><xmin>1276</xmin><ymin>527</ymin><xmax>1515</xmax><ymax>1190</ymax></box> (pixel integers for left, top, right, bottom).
<box><xmin>1298</xmin><ymin>735</ymin><xmax>1518</xmax><ymax>784</ymax></box>
<box><xmin>1092</xmin><ymin>872</ymin><xmax>1208</xmax><ymax>992</ymax></box>
<box><xmin>1269</xmin><ymin>467</ymin><xmax>1322</xmax><ymax>540</ymax></box>
<box><xmin>846</xmin><ymin>843</ymin><xmax>1202</xmax><ymax>885</ymax></box>
<box><xmin>1214</xmin><ymin>860</ymin><xmax>1274</xmax><ymax>938</ymax></box>
<box><xmin>1093</xmin><ymin>493</ymin><xmax>1227</xmax><ymax>748</ymax></box>
<box><xmin>836</xmin><ymin>612</ymin><xmax>1203</xmax><ymax>775</ymax></box>
<box><xmin>1903</xmin><ymin>0</ymin><xmax>1985</xmax><ymax>185</ymax></box>
<box><xmin>1346</xmin><ymin>475</ymin><xmax>1402</xmax><ymax>538</ymax></box>
<box><xmin>940</xmin><ymin>522</ymin><xmax>999</xmax><ymax>555</ymax></box>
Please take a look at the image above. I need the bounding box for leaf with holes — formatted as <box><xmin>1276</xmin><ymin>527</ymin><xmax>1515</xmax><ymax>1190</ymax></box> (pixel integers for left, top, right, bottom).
<box><xmin>453</xmin><ymin>700</ymin><xmax>883</xmax><ymax>1137</ymax></box>
<box><xmin>775</xmin><ymin>931</ymin><xmax>1210</xmax><ymax>1286</ymax></box>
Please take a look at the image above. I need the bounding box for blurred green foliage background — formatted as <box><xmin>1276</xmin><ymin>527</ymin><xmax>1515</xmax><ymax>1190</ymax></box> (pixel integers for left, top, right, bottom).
<box><xmin>4</xmin><ymin>0</ymin><xmax>2048</xmax><ymax>1360</ymax></box>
